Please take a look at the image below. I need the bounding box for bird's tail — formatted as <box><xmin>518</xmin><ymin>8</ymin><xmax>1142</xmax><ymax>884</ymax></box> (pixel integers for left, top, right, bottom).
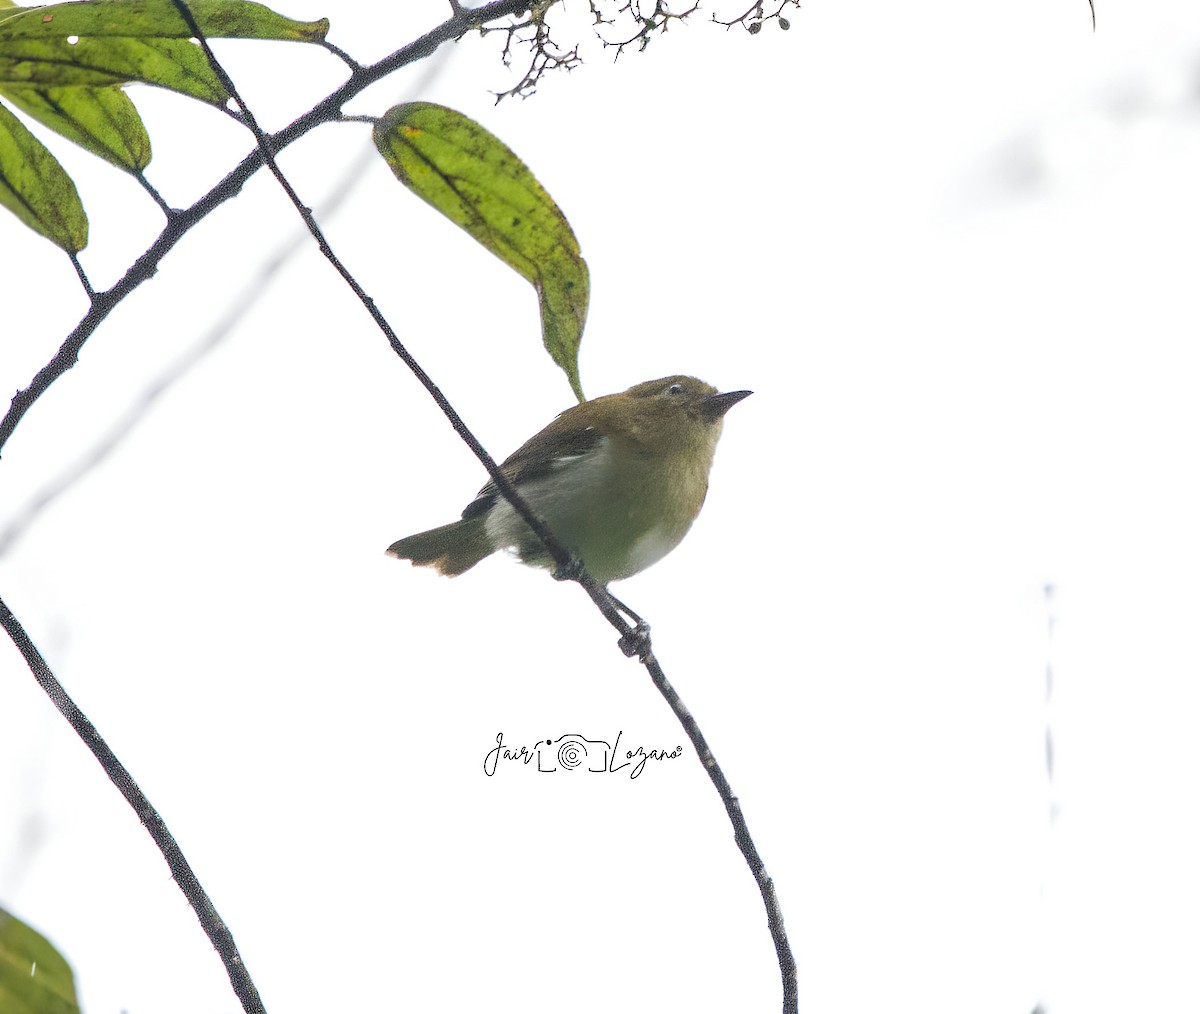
<box><xmin>386</xmin><ymin>516</ymin><xmax>493</xmax><ymax>576</ymax></box>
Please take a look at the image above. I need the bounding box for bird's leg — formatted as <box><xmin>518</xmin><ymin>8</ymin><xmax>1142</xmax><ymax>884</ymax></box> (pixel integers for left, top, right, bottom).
<box><xmin>551</xmin><ymin>560</ymin><xmax>651</xmax><ymax>658</ymax></box>
<box><xmin>608</xmin><ymin>590</ymin><xmax>652</xmax><ymax>659</ymax></box>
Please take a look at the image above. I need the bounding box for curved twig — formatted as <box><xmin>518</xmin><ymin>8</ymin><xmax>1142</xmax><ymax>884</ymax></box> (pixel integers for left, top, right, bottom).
<box><xmin>0</xmin><ymin>593</ymin><xmax>266</xmax><ymax>1014</ymax></box>
<box><xmin>174</xmin><ymin>6</ymin><xmax>799</xmax><ymax>1009</ymax></box>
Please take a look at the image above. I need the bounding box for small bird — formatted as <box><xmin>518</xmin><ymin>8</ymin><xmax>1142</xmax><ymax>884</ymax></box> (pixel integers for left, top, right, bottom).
<box><xmin>387</xmin><ymin>375</ymin><xmax>751</xmax><ymax>585</ymax></box>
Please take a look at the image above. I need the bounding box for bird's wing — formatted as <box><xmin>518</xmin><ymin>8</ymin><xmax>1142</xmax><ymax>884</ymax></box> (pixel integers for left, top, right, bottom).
<box><xmin>460</xmin><ymin>419</ymin><xmax>606</xmax><ymax>519</ymax></box>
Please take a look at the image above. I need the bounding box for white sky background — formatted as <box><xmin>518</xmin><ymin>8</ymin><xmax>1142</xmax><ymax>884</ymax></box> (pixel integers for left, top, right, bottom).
<box><xmin>2</xmin><ymin>0</ymin><xmax>1200</xmax><ymax>1011</ymax></box>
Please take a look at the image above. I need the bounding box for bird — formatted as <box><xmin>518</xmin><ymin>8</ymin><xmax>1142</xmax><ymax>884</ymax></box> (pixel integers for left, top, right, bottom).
<box><xmin>386</xmin><ymin>375</ymin><xmax>751</xmax><ymax>585</ymax></box>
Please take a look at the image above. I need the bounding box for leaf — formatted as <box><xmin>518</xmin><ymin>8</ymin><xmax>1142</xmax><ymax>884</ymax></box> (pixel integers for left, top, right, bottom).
<box><xmin>0</xmin><ymin>100</ymin><xmax>86</xmax><ymax>249</ymax></box>
<box><xmin>0</xmin><ymin>0</ymin><xmax>328</xmax><ymax>42</ymax></box>
<box><xmin>0</xmin><ymin>906</ymin><xmax>81</xmax><ymax>1014</ymax></box>
<box><xmin>1</xmin><ymin>83</ymin><xmax>150</xmax><ymax>170</ymax></box>
<box><xmin>0</xmin><ymin>0</ymin><xmax>330</xmax><ymax>106</ymax></box>
<box><xmin>374</xmin><ymin>102</ymin><xmax>590</xmax><ymax>403</ymax></box>
<box><xmin>0</xmin><ymin>1</ymin><xmax>329</xmax><ymax>237</ymax></box>
<box><xmin>0</xmin><ymin>35</ymin><xmax>227</xmax><ymax>103</ymax></box>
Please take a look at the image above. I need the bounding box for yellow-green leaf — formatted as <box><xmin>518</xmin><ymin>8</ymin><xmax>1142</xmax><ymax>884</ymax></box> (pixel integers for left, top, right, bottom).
<box><xmin>0</xmin><ymin>0</ymin><xmax>328</xmax><ymax>42</ymax></box>
<box><xmin>0</xmin><ymin>1</ymin><xmax>329</xmax><ymax>106</ymax></box>
<box><xmin>0</xmin><ymin>906</ymin><xmax>80</xmax><ymax>1014</ymax></box>
<box><xmin>0</xmin><ymin>100</ymin><xmax>86</xmax><ymax>249</ymax></box>
<box><xmin>0</xmin><ymin>35</ymin><xmax>226</xmax><ymax>103</ymax></box>
<box><xmin>374</xmin><ymin>102</ymin><xmax>589</xmax><ymax>403</ymax></box>
<box><xmin>1</xmin><ymin>84</ymin><xmax>150</xmax><ymax>170</ymax></box>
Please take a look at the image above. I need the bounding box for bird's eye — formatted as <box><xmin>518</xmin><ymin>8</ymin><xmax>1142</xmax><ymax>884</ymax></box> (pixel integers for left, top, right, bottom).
<box><xmin>667</xmin><ymin>383</ymin><xmax>684</xmax><ymax>396</ymax></box>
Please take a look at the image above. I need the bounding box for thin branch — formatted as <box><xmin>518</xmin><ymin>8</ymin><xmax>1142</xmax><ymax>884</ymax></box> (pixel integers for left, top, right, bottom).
<box><xmin>599</xmin><ymin>0</ymin><xmax>699</xmax><ymax>57</ymax></box>
<box><xmin>643</xmin><ymin>649</ymin><xmax>798</xmax><ymax>1012</ymax></box>
<box><xmin>0</xmin><ymin>249</ymin><xmax>274</xmax><ymax>558</ymax></box>
<box><xmin>481</xmin><ymin>8</ymin><xmax>582</xmax><ymax>100</ymax></box>
<box><xmin>174</xmin><ymin>9</ymin><xmax>798</xmax><ymax>1009</ymax></box>
<box><xmin>0</xmin><ymin>592</ymin><xmax>267</xmax><ymax>1014</ymax></box>
<box><xmin>175</xmin><ymin>6</ymin><xmax>797</xmax><ymax>1010</ymax></box>
<box><xmin>712</xmin><ymin>0</ymin><xmax>798</xmax><ymax>33</ymax></box>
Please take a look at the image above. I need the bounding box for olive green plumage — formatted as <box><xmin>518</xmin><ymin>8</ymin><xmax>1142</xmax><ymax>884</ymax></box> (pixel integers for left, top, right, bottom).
<box><xmin>387</xmin><ymin>375</ymin><xmax>750</xmax><ymax>584</ymax></box>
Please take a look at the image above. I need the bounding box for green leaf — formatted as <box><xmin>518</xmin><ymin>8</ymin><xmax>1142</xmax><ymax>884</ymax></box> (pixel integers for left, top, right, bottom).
<box><xmin>0</xmin><ymin>906</ymin><xmax>81</xmax><ymax>1014</ymax></box>
<box><xmin>374</xmin><ymin>102</ymin><xmax>590</xmax><ymax>403</ymax></box>
<box><xmin>0</xmin><ymin>35</ymin><xmax>227</xmax><ymax>103</ymax></box>
<box><xmin>0</xmin><ymin>100</ymin><xmax>86</xmax><ymax>249</ymax></box>
<box><xmin>1</xmin><ymin>83</ymin><xmax>150</xmax><ymax>170</ymax></box>
<box><xmin>0</xmin><ymin>1</ymin><xmax>329</xmax><ymax>106</ymax></box>
<box><xmin>0</xmin><ymin>0</ymin><xmax>328</xmax><ymax>42</ymax></box>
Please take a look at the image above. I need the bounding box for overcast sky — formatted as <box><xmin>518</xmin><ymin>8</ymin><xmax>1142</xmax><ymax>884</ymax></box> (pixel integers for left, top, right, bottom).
<box><xmin>3</xmin><ymin>1</ymin><xmax>1200</xmax><ymax>1012</ymax></box>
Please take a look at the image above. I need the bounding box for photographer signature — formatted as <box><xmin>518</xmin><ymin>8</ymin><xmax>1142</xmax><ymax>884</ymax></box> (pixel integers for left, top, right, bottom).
<box><xmin>483</xmin><ymin>731</ymin><xmax>684</xmax><ymax>780</ymax></box>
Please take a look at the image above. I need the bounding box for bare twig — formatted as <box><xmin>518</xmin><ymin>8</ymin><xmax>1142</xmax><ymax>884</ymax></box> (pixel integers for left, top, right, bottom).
<box><xmin>712</xmin><ymin>0</ymin><xmax>799</xmax><ymax>33</ymax></box>
<box><xmin>600</xmin><ymin>0</ymin><xmax>700</xmax><ymax>57</ymax></box>
<box><xmin>480</xmin><ymin>7</ymin><xmax>582</xmax><ymax>100</ymax></box>
<box><xmin>0</xmin><ymin>592</ymin><xmax>266</xmax><ymax>1014</ymax></box>
<box><xmin>643</xmin><ymin>649</ymin><xmax>798</xmax><ymax>1011</ymax></box>
<box><xmin>174</xmin><ymin>6</ymin><xmax>798</xmax><ymax>1009</ymax></box>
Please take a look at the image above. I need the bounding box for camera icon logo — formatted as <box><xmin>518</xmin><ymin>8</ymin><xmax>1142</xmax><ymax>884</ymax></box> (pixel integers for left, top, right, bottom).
<box><xmin>536</xmin><ymin>734</ymin><xmax>612</xmax><ymax>773</ymax></box>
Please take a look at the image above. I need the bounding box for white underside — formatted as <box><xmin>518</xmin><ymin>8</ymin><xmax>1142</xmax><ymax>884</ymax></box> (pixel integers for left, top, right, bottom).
<box><xmin>483</xmin><ymin>436</ymin><xmax>686</xmax><ymax>582</ymax></box>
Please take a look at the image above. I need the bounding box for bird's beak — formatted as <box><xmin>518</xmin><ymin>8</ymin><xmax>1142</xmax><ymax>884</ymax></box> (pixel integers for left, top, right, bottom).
<box><xmin>701</xmin><ymin>389</ymin><xmax>753</xmax><ymax>420</ymax></box>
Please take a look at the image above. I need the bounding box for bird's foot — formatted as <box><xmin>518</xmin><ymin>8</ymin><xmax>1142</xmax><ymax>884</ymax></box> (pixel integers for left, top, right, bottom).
<box><xmin>618</xmin><ymin>620</ymin><xmax>652</xmax><ymax>659</ymax></box>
